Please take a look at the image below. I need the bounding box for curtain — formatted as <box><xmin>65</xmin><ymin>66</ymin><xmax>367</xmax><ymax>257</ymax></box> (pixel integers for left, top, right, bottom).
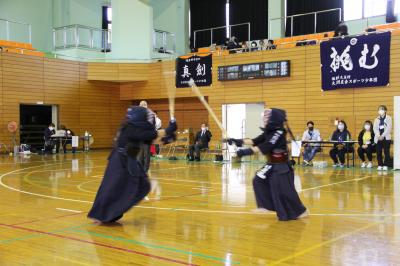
<box><xmin>102</xmin><ymin>6</ymin><xmax>108</xmax><ymax>30</ymax></box>
<box><xmin>229</xmin><ymin>0</ymin><xmax>268</xmax><ymax>42</ymax></box>
<box><xmin>285</xmin><ymin>0</ymin><xmax>343</xmax><ymax>37</ymax></box>
<box><xmin>386</xmin><ymin>0</ymin><xmax>397</xmax><ymax>23</ymax></box>
<box><xmin>190</xmin><ymin>0</ymin><xmax>227</xmax><ymax>48</ymax></box>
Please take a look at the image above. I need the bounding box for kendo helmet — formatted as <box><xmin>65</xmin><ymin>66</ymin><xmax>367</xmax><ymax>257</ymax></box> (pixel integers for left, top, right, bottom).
<box><xmin>262</xmin><ymin>108</ymin><xmax>287</xmax><ymax>130</ymax></box>
<box><xmin>125</xmin><ymin>106</ymin><xmax>156</xmax><ymax>129</ymax></box>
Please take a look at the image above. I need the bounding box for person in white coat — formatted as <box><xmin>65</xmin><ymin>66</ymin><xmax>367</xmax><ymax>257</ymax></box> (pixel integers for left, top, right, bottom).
<box><xmin>373</xmin><ymin>105</ymin><xmax>392</xmax><ymax>171</ymax></box>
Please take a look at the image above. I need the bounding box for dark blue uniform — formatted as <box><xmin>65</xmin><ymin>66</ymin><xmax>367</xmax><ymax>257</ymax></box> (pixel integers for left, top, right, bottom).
<box><xmin>235</xmin><ymin>109</ymin><xmax>307</xmax><ymax>221</ymax></box>
<box><xmin>88</xmin><ymin>107</ymin><xmax>176</xmax><ymax>223</ymax></box>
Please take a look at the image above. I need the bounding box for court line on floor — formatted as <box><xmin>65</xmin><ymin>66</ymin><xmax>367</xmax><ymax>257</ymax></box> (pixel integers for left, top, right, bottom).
<box><xmin>56</xmin><ymin>208</ymin><xmax>83</xmax><ymax>213</ymax></box>
<box><xmin>0</xmin><ymin>164</ymin><xmax>395</xmax><ymax>218</ymax></box>
<box><xmin>0</xmin><ymin>222</ymin><xmax>199</xmax><ymax>266</ymax></box>
<box><xmin>10</xmin><ymin>212</ymin><xmax>83</xmax><ymax>226</ymax></box>
<box><xmin>299</xmin><ymin>175</ymin><xmax>372</xmax><ymax>192</ymax></box>
<box><xmin>71</xmin><ymin>229</ymin><xmax>240</xmax><ymax>265</ymax></box>
<box><xmin>0</xmin><ymin>223</ymin><xmax>92</xmax><ymax>244</ymax></box>
<box><xmin>268</xmin><ymin>215</ymin><xmax>397</xmax><ymax>265</ymax></box>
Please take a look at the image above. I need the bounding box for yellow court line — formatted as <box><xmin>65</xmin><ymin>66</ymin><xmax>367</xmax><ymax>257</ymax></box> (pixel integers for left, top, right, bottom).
<box><xmin>269</xmin><ymin>216</ymin><xmax>395</xmax><ymax>265</ymax></box>
<box><xmin>22</xmin><ymin>171</ymin><xmax>93</xmax><ymax>197</ymax></box>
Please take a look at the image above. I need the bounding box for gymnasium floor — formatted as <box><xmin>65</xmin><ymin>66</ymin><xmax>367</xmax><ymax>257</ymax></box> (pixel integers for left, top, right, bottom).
<box><xmin>0</xmin><ymin>151</ymin><xmax>399</xmax><ymax>266</ymax></box>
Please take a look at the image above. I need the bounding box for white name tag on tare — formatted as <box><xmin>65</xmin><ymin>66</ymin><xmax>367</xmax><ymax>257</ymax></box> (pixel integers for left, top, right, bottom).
<box><xmin>379</xmin><ymin>125</ymin><xmax>385</xmax><ymax>129</ymax></box>
<box><xmin>72</xmin><ymin>136</ymin><xmax>79</xmax><ymax>147</ymax></box>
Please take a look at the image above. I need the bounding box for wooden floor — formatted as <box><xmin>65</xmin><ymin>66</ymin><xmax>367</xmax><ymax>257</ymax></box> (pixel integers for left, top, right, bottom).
<box><xmin>0</xmin><ymin>151</ymin><xmax>399</xmax><ymax>266</ymax></box>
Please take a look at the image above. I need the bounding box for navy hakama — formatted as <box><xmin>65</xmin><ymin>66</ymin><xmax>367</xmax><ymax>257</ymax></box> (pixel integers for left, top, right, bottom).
<box><xmin>253</xmin><ymin>163</ymin><xmax>306</xmax><ymax>221</ymax></box>
<box><xmin>88</xmin><ymin>149</ymin><xmax>150</xmax><ymax>223</ymax></box>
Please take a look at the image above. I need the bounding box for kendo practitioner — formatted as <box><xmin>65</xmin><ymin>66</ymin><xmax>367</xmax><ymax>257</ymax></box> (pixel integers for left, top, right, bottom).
<box><xmin>88</xmin><ymin>106</ymin><xmax>177</xmax><ymax>223</ymax></box>
<box><xmin>227</xmin><ymin>108</ymin><xmax>308</xmax><ymax>221</ymax></box>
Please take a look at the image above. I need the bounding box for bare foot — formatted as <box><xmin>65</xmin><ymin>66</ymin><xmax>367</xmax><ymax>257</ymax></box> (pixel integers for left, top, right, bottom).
<box><xmin>90</xmin><ymin>218</ymin><xmax>103</xmax><ymax>225</ymax></box>
<box><xmin>251</xmin><ymin>208</ymin><xmax>273</xmax><ymax>214</ymax></box>
<box><xmin>297</xmin><ymin>210</ymin><xmax>310</xmax><ymax>219</ymax></box>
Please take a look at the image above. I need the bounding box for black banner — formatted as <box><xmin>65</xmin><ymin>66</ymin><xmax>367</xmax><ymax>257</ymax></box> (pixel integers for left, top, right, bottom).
<box><xmin>320</xmin><ymin>32</ymin><xmax>391</xmax><ymax>91</ymax></box>
<box><xmin>176</xmin><ymin>54</ymin><xmax>212</xmax><ymax>88</ymax></box>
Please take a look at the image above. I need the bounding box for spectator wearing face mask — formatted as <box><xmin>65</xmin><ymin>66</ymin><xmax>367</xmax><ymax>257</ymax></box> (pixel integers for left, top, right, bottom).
<box><xmin>301</xmin><ymin>121</ymin><xmax>321</xmax><ymax>166</ymax></box>
<box><xmin>329</xmin><ymin>120</ymin><xmax>352</xmax><ymax>167</ymax></box>
<box><xmin>357</xmin><ymin>120</ymin><xmax>375</xmax><ymax>168</ymax></box>
<box><xmin>44</xmin><ymin>123</ymin><xmax>56</xmax><ymax>154</ymax></box>
<box><xmin>188</xmin><ymin>123</ymin><xmax>212</xmax><ymax>161</ymax></box>
<box><xmin>373</xmin><ymin>105</ymin><xmax>392</xmax><ymax>171</ymax></box>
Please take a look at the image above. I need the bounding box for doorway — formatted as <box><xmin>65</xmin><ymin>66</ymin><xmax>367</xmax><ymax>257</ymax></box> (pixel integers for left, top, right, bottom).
<box><xmin>20</xmin><ymin>104</ymin><xmax>58</xmax><ymax>149</ymax></box>
<box><xmin>222</xmin><ymin>103</ymin><xmax>265</xmax><ymax>139</ymax></box>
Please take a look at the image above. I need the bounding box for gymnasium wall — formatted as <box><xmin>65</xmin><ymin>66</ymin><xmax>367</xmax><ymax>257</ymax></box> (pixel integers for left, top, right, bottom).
<box><xmin>119</xmin><ymin>35</ymin><xmax>400</xmax><ymax>146</ymax></box>
<box><xmin>131</xmin><ymin>97</ymin><xmax>209</xmax><ymax>132</ymax></box>
<box><xmin>0</xmin><ymin>52</ymin><xmax>130</xmax><ymax>148</ymax></box>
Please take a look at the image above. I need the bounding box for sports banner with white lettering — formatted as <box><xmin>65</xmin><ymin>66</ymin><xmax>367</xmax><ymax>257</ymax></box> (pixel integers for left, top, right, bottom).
<box><xmin>176</xmin><ymin>54</ymin><xmax>212</xmax><ymax>88</ymax></box>
<box><xmin>320</xmin><ymin>32</ymin><xmax>391</xmax><ymax>91</ymax></box>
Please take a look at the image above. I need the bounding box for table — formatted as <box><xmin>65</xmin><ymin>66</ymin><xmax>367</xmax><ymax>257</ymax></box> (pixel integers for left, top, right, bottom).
<box><xmin>297</xmin><ymin>140</ymin><xmax>358</xmax><ymax>167</ymax></box>
<box><xmin>50</xmin><ymin>135</ymin><xmax>93</xmax><ymax>152</ymax></box>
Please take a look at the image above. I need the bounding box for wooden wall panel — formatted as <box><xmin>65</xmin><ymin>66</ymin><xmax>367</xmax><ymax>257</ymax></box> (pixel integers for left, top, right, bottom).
<box><xmin>131</xmin><ymin>97</ymin><xmax>209</xmax><ymax>132</ymax></box>
<box><xmin>0</xmin><ymin>52</ymin><xmax>130</xmax><ymax>149</ymax></box>
<box><xmin>87</xmin><ymin>62</ymin><xmax>150</xmax><ymax>82</ymax></box>
<box><xmin>0</xmin><ymin>53</ymin><xmax>4</xmax><ymax>145</ymax></box>
<box><xmin>44</xmin><ymin>58</ymin><xmax>80</xmax><ymax>134</ymax></box>
<box><xmin>120</xmin><ymin>35</ymin><xmax>400</xmax><ymax>146</ymax></box>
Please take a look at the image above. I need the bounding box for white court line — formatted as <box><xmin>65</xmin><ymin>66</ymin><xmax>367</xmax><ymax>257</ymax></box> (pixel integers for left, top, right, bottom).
<box><xmin>56</xmin><ymin>208</ymin><xmax>82</xmax><ymax>213</ymax></box>
<box><xmin>0</xmin><ymin>163</ymin><xmax>396</xmax><ymax>217</ymax></box>
<box><xmin>300</xmin><ymin>176</ymin><xmax>371</xmax><ymax>192</ymax></box>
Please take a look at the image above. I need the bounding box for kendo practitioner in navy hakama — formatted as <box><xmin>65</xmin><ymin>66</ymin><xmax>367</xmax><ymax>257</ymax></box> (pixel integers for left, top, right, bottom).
<box><xmin>88</xmin><ymin>106</ymin><xmax>177</xmax><ymax>223</ymax></box>
<box><xmin>227</xmin><ymin>108</ymin><xmax>308</xmax><ymax>221</ymax></box>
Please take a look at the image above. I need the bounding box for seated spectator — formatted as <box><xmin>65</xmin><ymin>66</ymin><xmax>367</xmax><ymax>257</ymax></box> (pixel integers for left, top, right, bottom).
<box><xmin>259</xmin><ymin>39</ymin><xmax>265</xmax><ymax>50</ymax></box>
<box><xmin>329</xmin><ymin>120</ymin><xmax>352</xmax><ymax>167</ymax></box>
<box><xmin>265</xmin><ymin>39</ymin><xmax>276</xmax><ymax>50</ymax></box>
<box><xmin>224</xmin><ymin>37</ymin><xmax>230</xmax><ymax>47</ymax></box>
<box><xmin>357</xmin><ymin>120</ymin><xmax>375</xmax><ymax>168</ymax></box>
<box><xmin>365</xmin><ymin>27</ymin><xmax>377</xmax><ymax>33</ymax></box>
<box><xmin>227</xmin><ymin>36</ymin><xmax>240</xmax><ymax>50</ymax></box>
<box><xmin>188</xmin><ymin>123</ymin><xmax>212</xmax><ymax>161</ymax></box>
<box><xmin>301</xmin><ymin>121</ymin><xmax>321</xmax><ymax>166</ymax></box>
<box><xmin>44</xmin><ymin>123</ymin><xmax>56</xmax><ymax>154</ymax></box>
<box><xmin>296</xmin><ymin>40</ymin><xmax>317</xmax><ymax>46</ymax></box>
<box><xmin>334</xmin><ymin>21</ymin><xmax>349</xmax><ymax>37</ymax></box>
<box><xmin>241</xmin><ymin>42</ymin><xmax>250</xmax><ymax>52</ymax></box>
<box><xmin>250</xmin><ymin>41</ymin><xmax>258</xmax><ymax>51</ymax></box>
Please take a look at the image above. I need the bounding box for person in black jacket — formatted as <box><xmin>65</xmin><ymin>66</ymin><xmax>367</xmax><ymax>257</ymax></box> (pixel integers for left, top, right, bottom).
<box><xmin>188</xmin><ymin>123</ymin><xmax>212</xmax><ymax>161</ymax></box>
<box><xmin>329</xmin><ymin>120</ymin><xmax>352</xmax><ymax>167</ymax></box>
<box><xmin>88</xmin><ymin>106</ymin><xmax>177</xmax><ymax>224</ymax></box>
<box><xmin>44</xmin><ymin>123</ymin><xmax>56</xmax><ymax>154</ymax></box>
<box><xmin>334</xmin><ymin>21</ymin><xmax>349</xmax><ymax>37</ymax></box>
<box><xmin>227</xmin><ymin>108</ymin><xmax>308</xmax><ymax>221</ymax></box>
<box><xmin>357</xmin><ymin>120</ymin><xmax>375</xmax><ymax>168</ymax></box>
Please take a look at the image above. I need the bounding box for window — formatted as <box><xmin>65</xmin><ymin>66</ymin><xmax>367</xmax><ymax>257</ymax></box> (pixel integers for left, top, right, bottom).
<box><xmin>344</xmin><ymin>0</ymin><xmax>387</xmax><ymax>21</ymax></box>
<box><xmin>395</xmin><ymin>0</ymin><xmax>400</xmax><ymax>14</ymax></box>
<box><xmin>364</xmin><ymin>0</ymin><xmax>387</xmax><ymax>18</ymax></box>
<box><xmin>344</xmin><ymin>0</ymin><xmax>363</xmax><ymax>21</ymax></box>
